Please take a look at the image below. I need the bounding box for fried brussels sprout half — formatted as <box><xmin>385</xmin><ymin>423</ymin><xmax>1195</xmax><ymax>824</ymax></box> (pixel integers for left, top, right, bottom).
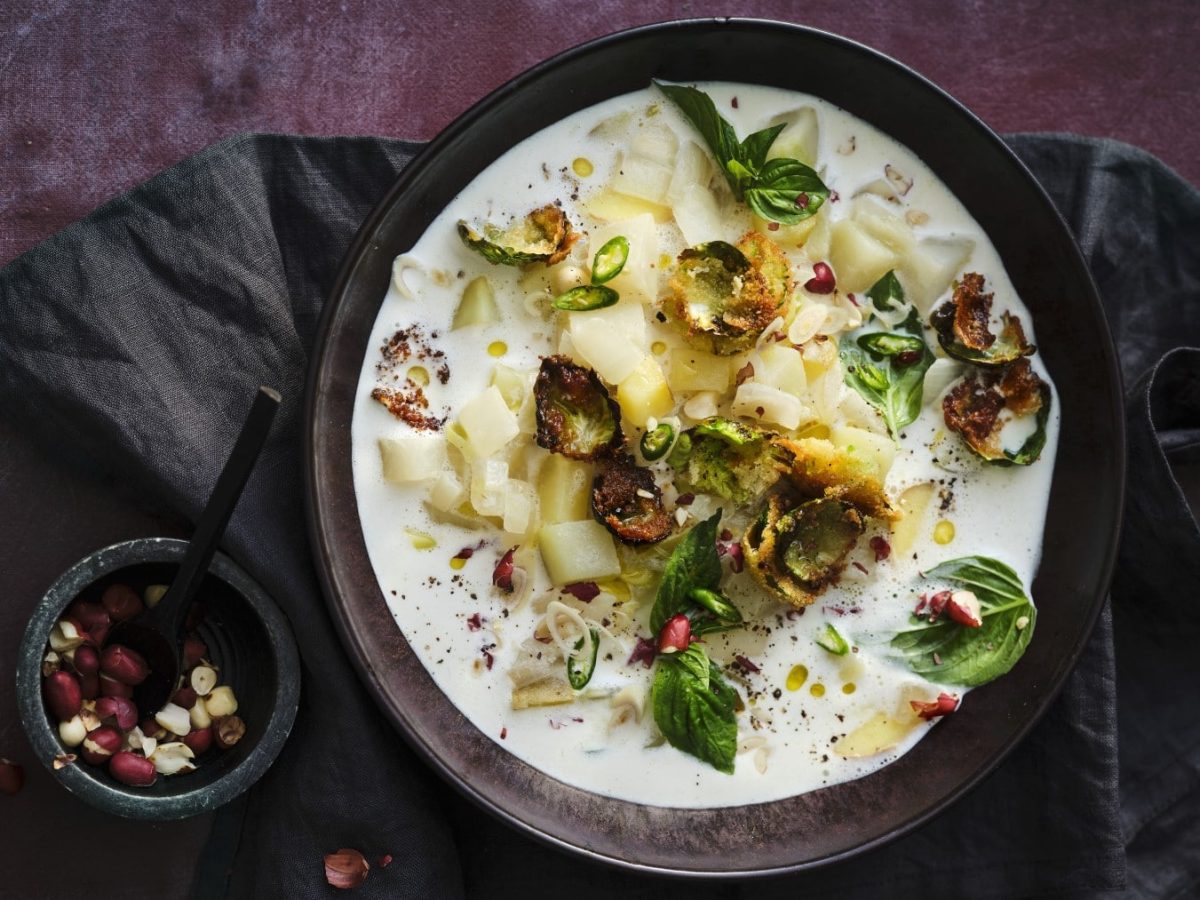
<box><xmin>773</xmin><ymin>437</ymin><xmax>900</xmax><ymax>521</ymax></box>
<box><xmin>534</xmin><ymin>356</ymin><xmax>624</xmax><ymax>461</ymax></box>
<box><xmin>458</xmin><ymin>204</ymin><xmax>579</xmax><ymax>267</ymax></box>
<box><xmin>742</xmin><ymin>495</ymin><xmax>865</xmax><ymax>608</ymax></box>
<box><xmin>670</xmin><ymin>417</ymin><xmax>786</xmax><ymax>505</ymax></box>
<box><xmin>665</xmin><ymin>231</ymin><xmax>789</xmax><ymax>355</ymax></box>
<box><xmin>591</xmin><ymin>456</ymin><xmax>672</xmax><ymax>544</ymax></box>
<box><xmin>942</xmin><ymin>359</ymin><xmax>1051</xmax><ymax>466</ymax></box>
<box><xmin>930</xmin><ymin>273</ymin><xmax>1036</xmax><ymax>367</ymax></box>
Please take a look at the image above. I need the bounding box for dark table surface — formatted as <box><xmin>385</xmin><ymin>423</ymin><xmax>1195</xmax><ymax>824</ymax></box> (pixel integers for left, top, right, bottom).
<box><xmin>2</xmin><ymin>2</ymin><xmax>1197</xmax><ymax>897</ymax></box>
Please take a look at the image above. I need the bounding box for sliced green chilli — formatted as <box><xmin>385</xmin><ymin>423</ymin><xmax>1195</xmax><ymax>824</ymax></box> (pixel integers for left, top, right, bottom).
<box><xmin>687</xmin><ymin>587</ymin><xmax>743</xmax><ymax>624</ymax></box>
<box><xmin>640</xmin><ymin>423</ymin><xmax>676</xmax><ymax>461</ymax></box>
<box><xmin>552</xmin><ymin>284</ymin><xmax>620</xmax><ymax>312</ymax></box>
<box><xmin>815</xmin><ymin>622</ymin><xmax>849</xmax><ymax>655</ymax></box>
<box><xmin>858</xmin><ymin>332</ymin><xmax>926</xmax><ymax>358</ymax></box>
<box><xmin>591</xmin><ymin>235</ymin><xmax>629</xmax><ymax>284</ymax></box>
<box><xmin>566</xmin><ymin>627</ymin><xmax>601</xmax><ymax>689</ymax></box>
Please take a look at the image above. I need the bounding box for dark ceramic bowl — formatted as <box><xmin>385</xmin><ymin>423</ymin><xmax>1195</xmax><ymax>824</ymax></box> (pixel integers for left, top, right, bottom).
<box><xmin>15</xmin><ymin>538</ymin><xmax>301</xmax><ymax>820</ymax></box>
<box><xmin>305</xmin><ymin>19</ymin><xmax>1124</xmax><ymax>876</ymax></box>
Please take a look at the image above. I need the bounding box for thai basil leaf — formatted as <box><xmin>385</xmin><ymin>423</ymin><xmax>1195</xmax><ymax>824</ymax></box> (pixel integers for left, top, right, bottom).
<box><xmin>653</xmin><ymin>82</ymin><xmax>743</xmax><ymax>190</ymax></box>
<box><xmin>890</xmin><ymin>556</ymin><xmax>1036</xmax><ymax>687</ymax></box>
<box><xmin>840</xmin><ymin>270</ymin><xmax>935</xmax><ymax>439</ymax></box>
<box><xmin>650</xmin><ymin>510</ymin><xmax>722</xmax><ymax>633</ymax></box>
<box><xmin>652</xmin><ymin>643</ymin><xmax>738</xmax><ymax>773</ymax></box>
<box><xmin>743</xmin><ymin>158</ymin><xmax>829</xmax><ymax>225</ymax></box>
<box><xmin>655</xmin><ymin>82</ymin><xmax>829</xmax><ymax>224</ymax></box>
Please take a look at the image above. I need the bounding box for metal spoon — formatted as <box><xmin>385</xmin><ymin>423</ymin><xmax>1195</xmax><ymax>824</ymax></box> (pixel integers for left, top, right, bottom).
<box><xmin>109</xmin><ymin>386</ymin><xmax>281</xmax><ymax>714</ymax></box>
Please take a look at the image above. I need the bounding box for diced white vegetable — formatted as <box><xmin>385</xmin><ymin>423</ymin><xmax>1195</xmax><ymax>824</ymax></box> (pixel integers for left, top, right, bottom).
<box><xmin>830</xmin><ymin>424</ymin><xmax>896</xmax><ymax>481</ymax></box>
<box><xmin>503</xmin><ymin>480</ymin><xmax>538</xmax><ymax>535</ymax></box>
<box><xmin>491</xmin><ymin>364</ymin><xmax>531</xmax><ymax>412</ymax></box>
<box><xmin>427</xmin><ymin>471</ymin><xmax>465</xmax><ymax>512</ymax></box>
<box><xmin>549</xmin><ymin>264</ymin><xmax>587</xmax><ymax>295</ymax></box>
<box><xmin>767</xmin><ymin>107</ymin><xmax>819</xmax><ymax>166</ymax></box>
<box><xmin>754</xmin><ymin>343</ymin><xmax>807</xmax><ymax>396</ymax></box>
<box><xmin>611</xmin><ymin>152</ymin><xmax>673</xmax><ymax>205</ymax></box>
<box><xmin>852</xmin><ymin>196</ymin><xmax>915</xmax><ymax>258</ymax></box>
<box><xmin>378</xmin><ymin>435</ymin><xmax>446</xmax><ymax>484</ymax></box>
<box><xmin>569</xmin><ymin>316</ymin><xmax>644</xmax><ymax>384</ymax></box>
<box><xmin>667</xmin><ymin>140</ymin><xmax>713</xmax><ymax>204</ymax></box>
<box><xmin>618</xmin><ymin>356</ymin><xmax>673</xmax><ymax>428</ymax></box>
<box><xmin>629</xmin><ymin>123</ymin><xmax>679</xmax><ymax>166</ymax></box>
<box><xmin>683</xmin><ymin>390</ymin><xmax>721</xmax><ymax>421</ymax></box>
<box><xmin>828</xmin><ymin>219</ymin><xmax>900</xmax><ymax>294</ymax></box>
<box><xmin>583</xmin><ymin>189</ymin><xmax>672</xmax><ymax>224</ymax></box>
<box><xmin>451</xmin><ymin>276</ymin><xmax>499</xmax><ymax>330</ymax></box>
<box><xmin>538</xmin><ymin>455</ymin><xmax>593</xmax><ymax>524</ymax></box>
<box><xmin>732</xmin><ymin>382</ymin><xmax>810</xmax><ymax>430</ymax></box>
<box><xmin>538</xmin><ymin>520</ymin><xmax>621</xmax><ymax>585</ymax></box>
<box><xmin>924</xmin><ymin>357</ymin><xmax>965</xmax><ymax>402</ymax></box>
<box><xmin>568</xmin><ymin>299</ymin><xmax>646</xmax><ymax>346</ymax></box>
<box><xmin>787</xmin><ymin>303</ymin><xmax>828</xmax><ymax>345</ymax></box>
<box><xmin>672</xmin><ymin>182</ymin><xmax>725</xmax><ymax>246</ymax></box>
<box><xmin>838</xmin><ymin>389</ymin><xmax>887</xmax><ymax>434</ymax></box>
<box><xmin>470</xmin><ymin>457</ymin><xmax>508</xmax><ymax>516</ymax></box>
<box><xmin>457</xmin><ymin>386</ymin><xmax>520</xmax><ymax>459</ymax></box>
<box><xmin>808</xmin><ymin>366</ymin><xmax>845</xmax><ymax>423</ymax></box>
<box><xmin>668</xmin><ymin>348</ymin><xmax>732</xmax><ymax>393</ymax></box>
<box><xmin>588</xmin><ymin>214</ymin><xmax>658</xmax><ymax>305</ymax></box>
<box><xmin>899</xmin><ymin>236</ymin><xmax>975</xmax><ymax>312</ymax></box>
<box><xmin>802</xmin><ymin>209</ymin><xmax>833</xmax><ymax>260</ymax></box>
<box><xmin>752</xmin><ymin>209</ymin><xmax>820</xmax><ymax>248</ymax></box>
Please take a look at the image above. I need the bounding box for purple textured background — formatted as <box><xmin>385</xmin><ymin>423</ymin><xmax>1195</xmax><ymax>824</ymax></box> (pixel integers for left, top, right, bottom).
<box><xmin>3</xmin><ymin>1</ymin><xmax>1199</xmax><ymax>267</ymax></box>
<box><xmin>1</xmin><ymin>2</ymin><xmax>1196</xmax><ymax>896</ymax></box>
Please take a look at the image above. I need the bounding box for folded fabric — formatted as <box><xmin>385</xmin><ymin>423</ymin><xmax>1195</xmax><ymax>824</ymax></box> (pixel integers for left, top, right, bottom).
<box><xmin>1</xmin><ymin>132</ymin><xmax>1194</xmax><ymax>898</ymax></box>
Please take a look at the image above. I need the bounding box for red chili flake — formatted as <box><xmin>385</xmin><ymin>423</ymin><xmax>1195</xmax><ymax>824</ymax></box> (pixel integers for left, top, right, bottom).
<box><xmin>922</xmin><ymin>590</ymin><xmax>952</xmax><ymax>623</ymax></box>
<box><xmin>548</xmin><ymin>719</ymin><xmax>562</xmax><ymax>731</ymax></box>
<box><xmin>735</xmin><ymin>362</ymin><xmax>755</xmax><ymax>386</ymax></box>
<box><xmin>719</xmin><ymin>529</ymin><xmax>733</xmax><ymax>542</ymax></box>
<box><xmin>499</xmin><ymin>727</ymin><xmax>508</xmax><ymax>740</ymax></box>
<box><xmin>911</xmin><ymin>692</ymin><xmax>959</xmax><ymax>719</ymax></box>
<box><xmin>795</xmin><ymin>192</ymin><xmax>810</xmax><ymax>209</ymax></box>
<box><xmin>571</xmin><ymin>717</ymin><xmax>584</xmax><ymax>723</ymax></box>
<box><xmin>869</xmin><ymin>536</ymin><xmax>891</xmax><ymax>562</ymax></box>
<box><xmin>378</xmin><ymin>854</ymin><xmax>394</xmax><ymax>868</ymax></box>
<box><xmin>735</xmin><ymin>655</ymin><xmax>761</xmax><ymax>674</ymax></box>
<box><xmin>562</xmin><ymin>582</ymin><xmax>600</xmax><ymax>602</ymax></box>
<box><xmin>453</xmin><ymin>546</ymin><xmax>475</xmax><ymax>561</ymax></box>
<box><xmin>628</xmin><ymin>636</ymin><xmax>657</xmax><ymax>668</ymax></box>
<box><xmin>894</xmin><ymin>350</ymin><xmax>922</xmax><ymax>367</ymax></box>
<box><xmin>731</xmin><ymin>96</ymin><xmax>739</xmax><ymax>108</ymax></box>
<box><xmin>852</xmin><ymin>561</ymin><xmax>869</xmax><ymax>575</ymax></box>
<box><xmin>846</xmin><ymin>292</ymin><xmax>859</xmax><ymax>307</ymax></box>
<box><xmin>482</xmin><ymin>649</ymin><xmax>495</xmax><ymax>670</ymax></box>
<box><xmin>726</xmin><ymin>542</ymin><xmax>744</xmax><ymax>573</ymax></box>
<box><xmin>466</xmin><ymin>613</ymin><xmax>483</xmax><ymax>632</ymax></box>
<box><xmin>829</xmin><ymin>189</ymin><xmax>840</xmax><ymax>203</ymax></box>
<box><xmin>767</xmin><ymin>222</ymin><xmax>780</xmax><ymax>231</ymax></box>
<box><xmin>823</xmin><ymin>604</ymin><xmax>846</xmax><ymax>617</ymax></box>
<box><xmin>914</xmin><ymin>593</ymin><xmax>929</xmax><ymax>616</ymax></box>
<box><xmin>804</xmin><ymin>262</ymin><xmax>836</xmax><ymax>295</ymax></box>
<box><xmin>675</xmin><ymin>493</ymin><xmax>695</xmax><ymax>506</ymax></box>
<box><xmin>492</xmin><ymin>547</ymin><xmax>516</xmax><ymax>592</ymax></box>
<box><xmin>755</xmin><ymin>406</ymin><xmax>766</xmax><ymax>416</ymax></box>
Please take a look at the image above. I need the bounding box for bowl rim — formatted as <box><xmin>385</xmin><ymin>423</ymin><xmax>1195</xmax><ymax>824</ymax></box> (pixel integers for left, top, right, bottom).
<box><xmin>304</xmin><ymin>16</ymin><xmax>1125</xmax><ymax>877</ymax></box>
<box><xmin>15</xmin><ymin>537</ymin><xmax>301</xmax><ymax>821</ymax></box>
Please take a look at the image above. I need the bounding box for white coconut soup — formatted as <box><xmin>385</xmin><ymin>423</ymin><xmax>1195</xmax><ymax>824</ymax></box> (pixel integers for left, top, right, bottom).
<box><xmin>350</xmin><ymin>83</ymin><xmax>1058</xmax><ymax>808</ymax></box>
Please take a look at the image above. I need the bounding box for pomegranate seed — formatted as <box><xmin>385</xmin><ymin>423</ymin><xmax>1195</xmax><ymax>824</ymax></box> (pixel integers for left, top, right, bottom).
<box><xmin>804</xmin><ymin>262</ymin><xmax>836</xmax><ymax>294</ymax></box>
<box><xmin>894</xmin><ymin>350</ymin><xmax>922</xmax><ymax>367</ymax></box>
<box><xmin>911</xmin><ymin>692</ymin><xmax>959</xmax><ymax>719</ymax></box>
<box><xmin>657</xmin><ymin>614</ymin><xmax>692</xmax><ymax>654</ymax></box>
<box><xmin>869</xmin><ymin>536</ymin><xmax>891</xmax><ymax>562</ymax></box>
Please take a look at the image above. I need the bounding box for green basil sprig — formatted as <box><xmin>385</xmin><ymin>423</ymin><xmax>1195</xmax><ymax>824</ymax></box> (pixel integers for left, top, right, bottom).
<box><xmin>891</xmin><ymin>556</ymin><xmax>1036</xmax><ymax>686</ymax></box>
<box><xmin>652</xmin><ymin>643</ymin><xmax>738</xmax><ymax>774</ymax></box>
<box><xmin>655</xmin><ymin>82</ymin><xmax>829</xmax><ymax>225</ymax></box>
<box><xmin>649</xmin><ymin>511</ymin><xmax>724</xmax><ymax>633</ymax></box>
<box><xmin>840</xmin><ymin>271</ymin><xmax>935</xmax><ymax>439</ymax></box>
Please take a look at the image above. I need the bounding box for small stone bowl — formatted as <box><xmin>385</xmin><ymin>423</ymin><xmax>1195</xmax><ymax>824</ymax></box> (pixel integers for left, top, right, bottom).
<box><xmin>16</xmin><ymin>538</ymin><xmax>301</xmax><ymax>819</ymax></box>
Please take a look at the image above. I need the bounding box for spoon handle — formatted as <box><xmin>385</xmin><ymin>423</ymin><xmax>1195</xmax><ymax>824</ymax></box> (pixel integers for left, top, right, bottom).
<box><xmin>167</xmin><ymin>386</ymin><xmax>281</xmax><ymax>626</ymax></box>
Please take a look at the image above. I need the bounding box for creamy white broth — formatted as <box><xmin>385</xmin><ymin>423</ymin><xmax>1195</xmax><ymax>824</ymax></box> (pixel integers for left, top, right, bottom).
<box><xmin>350</xmin><ymin>83</ymin><xmax>1059</xmax><ymax>808</ymax></box>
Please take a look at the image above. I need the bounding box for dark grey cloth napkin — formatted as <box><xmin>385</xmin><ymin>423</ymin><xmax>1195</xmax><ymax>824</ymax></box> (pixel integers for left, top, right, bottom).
<box><xmin>1</xmin><ymin>132</ymin><xmax>1196</xmax><ymax>898</ymax></box>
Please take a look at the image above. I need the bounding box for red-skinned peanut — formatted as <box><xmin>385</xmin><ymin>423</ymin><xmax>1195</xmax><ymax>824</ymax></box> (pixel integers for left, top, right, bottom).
<box><xmin>43</xmin><ymin>670</ymin><xmax>83</xmax><ymax>721</ymax></box>
<box><xmin>81</xmin><ymin>726</ymin><xmax>122</xmax><ymax>766</ymax></box>
<box><xmin>73</xmin><ymin>645</ymin><xmax>100</xmax><ymax>677</ymax></box>
<box><xmin>657</xmin><ymin>614</ymin><xmax>692</xmax><ymax>655</ymax></box>
<box><xmin>99</xmin><ymin>673</ymin><xmax>134</xmax><ymax>699</ymax></box>
<box><xmin>109</xmin><ymin>751</ymin><xmax>157</xmax><ymax>786</ymax></box>
<box><xmin>100</xmin><ymin>645</ymin><xmax>150</xmax><ymax>686</ymax></box>
<box><xmin>95</xmin><ymin>696</ymin><xmax>139</xmax><ymax>731</ymax></box>
<box><xmin>101</xmin><ymin>584</ymin><xmax>143</xmax><ymax>622</ymax></box>
<box><xmin>183</xmin><ymin>727</ymin><xmax>214</xmax><ymax>755</ymax></box>
<box><xmin>183</xmin><ymin>636</ymin><xmax>207</xmax><ymax>670</ymax></box>
<box><xmin>172</xmin><ymin>686</ymin><xmax>198</xmax><ymax>710</ymax></box>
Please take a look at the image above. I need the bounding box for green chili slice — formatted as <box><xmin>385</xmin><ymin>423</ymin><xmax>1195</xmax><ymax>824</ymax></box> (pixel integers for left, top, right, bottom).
<box><xmin>552</xmin><ymin>285</ymin><xmax>620</xmax><ymax>312</ymax></box>
<box><xmin>687</xmin><ymin>587</ymin><xmax>743</xmax><ymax>624</ymax></box>
<box><xmin>566</xmin><ymin>627</ymin><xmax>601</xmax><ymax>689</ymax></box>
<box><xmin>857</xmin><ymin>332</ymin><xmax>926</xmax><ymax>358</ymax></box>
<box><xmin>640</xmin><ymin>423</ymin><xmax>676</xmax><ymax>461</ymax></box>
<box><xmin>815</xmin><ymin>622</ymin><xmax>850</xmax><ymax>656</ymax></box>
<box><xmin>590</xmin><ymin>235</ymin><xmax>629</xmax><ymax>285</ymax></box>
